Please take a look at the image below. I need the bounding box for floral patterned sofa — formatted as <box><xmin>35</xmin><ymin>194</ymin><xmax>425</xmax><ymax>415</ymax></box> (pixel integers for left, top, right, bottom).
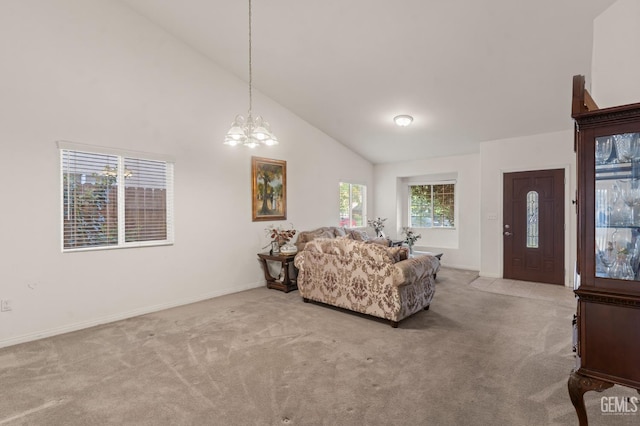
<box><xmin>293</xmin><ymin>237</ymin><xmax>439</xmax><ymax>328</ymax></box>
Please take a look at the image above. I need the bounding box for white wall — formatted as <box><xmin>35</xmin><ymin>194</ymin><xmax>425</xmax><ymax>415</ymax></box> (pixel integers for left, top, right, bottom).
<box><xmin>591</xmin><ymin>0</ymin><xmax>640</xmax><ymax>107</ymax></box>
<box><xmin>0</xmin><ymin>0</ymin><xmax>372</xmax><ymax>347</ymax></box>
<box><xmin>375</xmin><ymin>131</ymin><xmax>576</xmax><ymax>283</ymax></box>
<box><xmin>475</xmin><ymin>0</ymin><xmax>639</xmax><ymax>284</ymax></box>
<box><xmin>374</xmin><ymin>154</ymin><xmax>481</xmax><ymax>270</ymax></box>
<box><xmin>479</xmin><ymin>130</ymin><xmax>576</xmax><ymax>284</ymax></box>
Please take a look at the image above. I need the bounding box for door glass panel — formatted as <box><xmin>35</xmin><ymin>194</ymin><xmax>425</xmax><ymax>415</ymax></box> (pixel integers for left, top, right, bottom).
<box><xmin>526</xmin><ymin>191</ymin><xmax>539</xmax><ymax>248</ymax></box>
<box><xmin>594</xmin><ymin>133</ymin><xmax>640</xmax><ymax>281</ymax></box>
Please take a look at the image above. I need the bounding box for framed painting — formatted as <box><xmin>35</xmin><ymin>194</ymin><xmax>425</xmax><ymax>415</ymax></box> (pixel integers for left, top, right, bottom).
<box><xmin>251</xmin><ymin>156</ymin><xmax>287</xmax><ymax>221</ymax></box>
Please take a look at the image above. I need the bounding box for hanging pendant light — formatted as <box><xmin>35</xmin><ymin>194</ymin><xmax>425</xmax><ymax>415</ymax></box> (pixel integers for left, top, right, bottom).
<box><xmin>224</xmin><ymin>0</ymin><xmax>278</xmax><ymax>147</ymax></box>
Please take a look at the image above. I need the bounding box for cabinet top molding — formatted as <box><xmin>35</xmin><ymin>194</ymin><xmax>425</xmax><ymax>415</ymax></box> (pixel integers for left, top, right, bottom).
<box><xmin>572</xmin><ymin>74</ymin><xmax>599</xmax><ymax>117</ymax></box>
<box><xmin>572</xmin><ymin>74</ymin><xmax>640</xmax><ymax>126</ymax></box>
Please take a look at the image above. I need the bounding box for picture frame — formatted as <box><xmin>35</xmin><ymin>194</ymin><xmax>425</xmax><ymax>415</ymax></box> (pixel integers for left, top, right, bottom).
<box><xmin>251</xmin><ymin>156</ymin><xmax>287</xmax><ymax>221</ymax></box>
<box><xmin>270</xmin><ymin>240</ymin><xmax>280</xmax><ymax>255</ymax></box>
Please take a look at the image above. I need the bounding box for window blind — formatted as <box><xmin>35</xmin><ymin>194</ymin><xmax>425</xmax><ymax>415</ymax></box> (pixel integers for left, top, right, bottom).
<box><xmin>62</xmin><ymin>150</ymin><xmax>120</xmax><ymax>249</ymax></box>
<box><xmin>124</xmin><ymin>157</ymin><xmax>170</xmax><ymax>243</ymax></box>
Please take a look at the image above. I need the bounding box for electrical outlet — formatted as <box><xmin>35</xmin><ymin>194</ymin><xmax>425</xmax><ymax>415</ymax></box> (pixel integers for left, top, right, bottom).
<box><xmin>1</xmin><ymin>299</ymin><xmax>12</xmax><ymax>312</ymax></box>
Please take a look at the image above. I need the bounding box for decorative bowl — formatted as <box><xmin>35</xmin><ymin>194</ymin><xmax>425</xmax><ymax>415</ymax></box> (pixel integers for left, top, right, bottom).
<box><xmin>280</xmin><ymin>244</ymin><xmax>298</xmax><ymax>255</ymax></box>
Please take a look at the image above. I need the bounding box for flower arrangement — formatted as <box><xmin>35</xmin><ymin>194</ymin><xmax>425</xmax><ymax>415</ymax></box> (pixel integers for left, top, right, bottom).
<box><xmin>402</xmin><ymin>227</ymin><xmax>421</xmax><ymax>249</ymax></box>
<box><xmin>367</xmin><ymin>217</ymin><xmax>387</xmax><ymax>237</ymax></box>
<box><xmin>264</xmin><ymin>224</ymin><xmax>297</xmax><ymax>255</ymax></box>
<box><xmin>265</xmin><ymin>224</ymin><xmax>297</xmax><ymax>245</ymax></box>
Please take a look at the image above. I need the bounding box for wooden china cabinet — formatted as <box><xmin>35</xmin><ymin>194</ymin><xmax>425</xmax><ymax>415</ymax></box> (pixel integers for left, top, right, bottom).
<box><xmin>569</xmin><ymin>75</ymin><xmax>640</xmax><ymax>425</ymax></box>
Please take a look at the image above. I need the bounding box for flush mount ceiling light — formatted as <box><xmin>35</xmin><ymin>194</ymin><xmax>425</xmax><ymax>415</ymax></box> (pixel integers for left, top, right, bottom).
<box><xmin>394</xmin><ymin>115</ymin><xmax>413</xmax><ymax>127</ymax></box>
<box><xmin>224</xmin><ymin>0</ymin><xmax>278</xmax><ymax>148</ymax></box>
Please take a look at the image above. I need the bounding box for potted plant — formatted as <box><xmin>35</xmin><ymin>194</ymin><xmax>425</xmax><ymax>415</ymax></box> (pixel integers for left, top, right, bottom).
<box><xmin>402</xmin><ymin>227</ymin><xmax>421</xmax><ymax>254</ymax></box>
<box><xmin>367</xmin><ymin>217</ymin><xmax>387</xmax><ymax>238</ymax></box>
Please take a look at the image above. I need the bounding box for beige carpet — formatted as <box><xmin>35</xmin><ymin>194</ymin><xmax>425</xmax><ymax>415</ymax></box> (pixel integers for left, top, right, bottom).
<box><xmin>0</xmin><ymin>268</ymin><xmax>637</xmax><ymax>425</ymax></box>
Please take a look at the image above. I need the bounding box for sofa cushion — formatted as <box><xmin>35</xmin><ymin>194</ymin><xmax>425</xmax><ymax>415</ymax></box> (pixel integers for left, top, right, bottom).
<box><xmin>347</xmin><ymin>229</ymin><xmax>370</xmax><ymax>241</ymax></box>
<box><xmin>298</xmin><ymin>227</ymin><xmax>335</xmax><ymax>243</ymax></box>
<box><xmin>368</xmin><ymin>237</ymin><xmax>391</xmax><ymax>247</ymax></box>
<box><xmin>296</xmin><ymin>227</ymin><xmax>340</xmax><ymax>251</ymax></box>
<box><xmin>386</xmin><ymin>246</ymin><xmax>409</xmax><ymax>263</ymax></box>
<box><xmin>353</xmin><ymin>226</ymin><xmax>378</xmax><ymax>239</ymax></box>
<box><xmin>296</xmin><ymin>226</ymin><xmax>389</xmax><ymax>251</ymax></box>
<box><xmin>334</xmin><ymin>227</ymin><xmax>348</xmax><ymax>237</ymax></box>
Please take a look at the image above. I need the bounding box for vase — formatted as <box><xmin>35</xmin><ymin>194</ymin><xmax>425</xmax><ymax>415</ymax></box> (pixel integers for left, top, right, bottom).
<box><xmin>609</xmin><ymin>252</ymin><xmax>635</xmax><ymax>280</ymax></box>
<box><xmin>596</xmin><ymin>241</ymin><xmax>615</xmax><ymax>277</ymax></box>
<box><xmin>610</xmin><ymin>182</ymin><xmax>632</xmax><ymax>226</ymax></box>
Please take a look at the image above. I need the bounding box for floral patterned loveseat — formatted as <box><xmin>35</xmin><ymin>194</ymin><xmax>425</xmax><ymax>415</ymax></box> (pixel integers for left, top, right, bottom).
<box><xmin>294</xmin><ymin>237</ymin><xmax>439</xmax><ymax>328</ymax></box>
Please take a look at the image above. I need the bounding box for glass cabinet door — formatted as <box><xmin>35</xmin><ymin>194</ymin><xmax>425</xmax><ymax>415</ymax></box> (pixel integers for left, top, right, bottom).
<box><xmin>595</xmin><ymin>132</ymin><xmax>640</xmax><ymax>280</ymax></box>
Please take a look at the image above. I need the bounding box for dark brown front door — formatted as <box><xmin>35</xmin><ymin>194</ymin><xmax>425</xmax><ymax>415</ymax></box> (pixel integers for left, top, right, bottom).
<box><xmin>503</xmin><ymin>169</ymin><xmax>565</xmax><ymax>285</ymax></box>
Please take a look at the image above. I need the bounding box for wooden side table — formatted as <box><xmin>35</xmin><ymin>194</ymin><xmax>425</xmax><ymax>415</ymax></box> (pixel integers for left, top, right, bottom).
<box><xmin>257</xmin><ymin>252</ymin><xmax>298</xmax><ymax>293</ymax></box>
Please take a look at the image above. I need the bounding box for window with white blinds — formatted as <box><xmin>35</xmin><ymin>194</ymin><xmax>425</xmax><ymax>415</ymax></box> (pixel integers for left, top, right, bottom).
<box><xmin>60</xmin><ymin>143</ymin><xmax>174</xmax><ymax>251</ymax></box>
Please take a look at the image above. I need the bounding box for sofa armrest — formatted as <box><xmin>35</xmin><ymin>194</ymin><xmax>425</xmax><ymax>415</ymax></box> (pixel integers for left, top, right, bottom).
<box><xmin>393</xmin><ymin>255</ymin><xmax>440</xmax><ymax>286</ymax></box>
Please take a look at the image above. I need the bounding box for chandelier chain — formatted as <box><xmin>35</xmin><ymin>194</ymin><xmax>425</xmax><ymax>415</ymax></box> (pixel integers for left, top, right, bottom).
<box><xmin>248</xmin><ymin>0</ymin><xmax>252</xmax><ymax>117</ymax></box>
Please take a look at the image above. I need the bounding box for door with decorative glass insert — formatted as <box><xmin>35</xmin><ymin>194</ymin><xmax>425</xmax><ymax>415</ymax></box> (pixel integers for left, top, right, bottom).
<box><xmin>503</xmin><ymin>169</ymin><xmax>565</xmax><ymax>285</ymax></box>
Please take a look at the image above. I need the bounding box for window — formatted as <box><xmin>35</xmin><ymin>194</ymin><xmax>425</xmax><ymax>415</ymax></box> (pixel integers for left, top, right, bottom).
<box><xmin>409</xmin><ymin>183</ymin><xmax>455</xmax><ymax>228</ymax></box>
<box><xmin>526</xmin><ymin>191</ymin><xmax>539</xmax><ymax>248</ymax></box>
<box><xmin>60</xmin><ymin>143</ymin><xmax>174</xmax><ymax>251</ymax></box>
<box><xmin>339</xmin><ymin>182</ymin><xmax>366</xmax><ymax>227</ymax></box>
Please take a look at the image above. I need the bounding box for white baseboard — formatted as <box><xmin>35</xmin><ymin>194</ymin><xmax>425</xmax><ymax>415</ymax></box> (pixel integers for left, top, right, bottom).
<box><xmin>478</xmin><ymin>272</ymin><xmax>502</xmax><ymax>278</ymax></box>
<box><xmin>441</xmin><ymin>263</ymin><xmax>480</xmax><ymax>272</ymax></box>
<box><xmin>0</xmin><ymin>281</ymin><xmax>264</xmax><ymax>349</ymax></box>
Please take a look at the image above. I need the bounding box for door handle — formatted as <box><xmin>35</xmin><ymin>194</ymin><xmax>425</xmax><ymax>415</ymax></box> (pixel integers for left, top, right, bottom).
<box><xmin>504</xmin><ymin>231</ymin><xmax>512</xmax><ymax>236</ymax></box>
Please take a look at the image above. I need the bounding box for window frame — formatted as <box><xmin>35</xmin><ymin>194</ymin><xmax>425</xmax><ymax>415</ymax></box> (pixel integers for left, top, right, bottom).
<box><xmin>58</xmin><ymin>141</ymin><xmax>175</xmax><ymax>252</ymax></box>
<box><xmin>408</xmin><ymin>181</ymin><xmax>456</xmax><ymax>229</ymax></box>
<box><xmin>339</xmin><ymin>182</ymin><xmax>367</xmax><ymax>228</ymax></box>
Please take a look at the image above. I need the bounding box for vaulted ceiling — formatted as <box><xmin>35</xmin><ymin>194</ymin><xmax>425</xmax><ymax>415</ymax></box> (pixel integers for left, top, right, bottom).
<box><xmin>119</xmin><ymin>0</ymin><xmax>617</xmax><ymax>164</ymax></box>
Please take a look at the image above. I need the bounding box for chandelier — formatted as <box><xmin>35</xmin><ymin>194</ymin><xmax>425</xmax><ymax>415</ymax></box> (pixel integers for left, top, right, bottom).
<box><xmin>224</xmin><ymin>0</ymin><xmax>278</xmax><ymax>148</ymax></box>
